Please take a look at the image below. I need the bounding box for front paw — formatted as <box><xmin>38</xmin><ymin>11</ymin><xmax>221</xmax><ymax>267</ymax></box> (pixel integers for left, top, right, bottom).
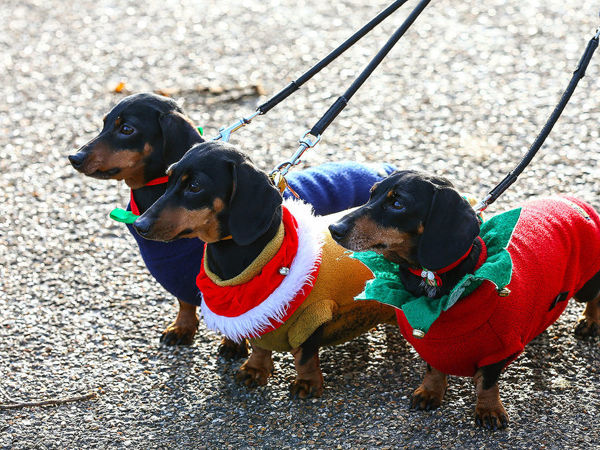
<box><xmin>218</xmin><ymin>338</ymin><xmax>249</xmax><ymax>359</ymax></box>
<box><xmin>290</xmin><ymin>377</ymin><xmax>323</xmax><ymax>399</ymax></box>
<box><xmin>410</xmin><ymin>385</ymin><xmax>444</xmax><ymax>411</ymax></box>
<box><xmin>235</xmin><ymin>361</ymin><xmax>272</xmax><ymax>388</ymax></box>
<box><xmin>574</xmin><ymin>317</ymin><xmax>600</xmax><ymax>339</ymax></box>
<box><xmin>475</xmin><ymin>403</ymin><xmax>509</xmax><ymax>430</ymax></box>
<box><xmin>160</xmin><ymin>321</ymin><xmax>198</xmax><ymax>346</ymax></box>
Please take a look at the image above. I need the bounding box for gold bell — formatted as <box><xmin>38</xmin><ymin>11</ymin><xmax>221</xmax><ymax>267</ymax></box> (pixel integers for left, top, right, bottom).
<box><xmin>497</xmin><ymin>287</ymin><xmax>511</xmax><ymax>297</ymax></box>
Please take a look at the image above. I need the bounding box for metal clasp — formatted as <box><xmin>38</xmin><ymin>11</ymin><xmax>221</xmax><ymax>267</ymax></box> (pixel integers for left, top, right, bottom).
<box><xmin>212</xmin><ymin>110</ymin><xmax>261</xmax><ymax>142</ymax></box>
<box><xmin>473</xmin><ymin>194</ymin><xmax>492</xmax><ymax>215</ymax></box>
<box><xmin>268</xmin><ymin>130</ymin><xmax>321</xmax><ymax>196</ymax></box>
<box><xmin>269</xmin><ymin>130</ymin><xmax>322</xmax><ymax>179</ymax></box>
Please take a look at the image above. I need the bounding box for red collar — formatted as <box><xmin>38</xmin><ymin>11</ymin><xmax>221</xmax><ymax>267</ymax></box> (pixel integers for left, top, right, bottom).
<box><xmin>197</xmin><ymin>205</ymin><xmax>322</xmax><ymax>339</ymax></box>
<box><xmin>408</xmin><ymin>236</ymin><xmax>485</xmax><ymax>287</ymax></box>
<box><xmin>130</xmin><ymin>176</ymin><xmax>169</xmax><ymax>215</ymax></box>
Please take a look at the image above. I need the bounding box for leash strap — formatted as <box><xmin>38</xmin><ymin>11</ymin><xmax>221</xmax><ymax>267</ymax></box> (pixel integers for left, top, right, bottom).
<box><xmin>474</xmin><ymin>27</ymin><xmax>600</xmax><ymax>213</ymax></box>
<box><xmin>256</xmin><ymin>0</ymin><xmax>411</xmax><ymax>115</ymax></box>
<box><xmin>212</xmin><ymin>0</ymin><xmax>411</xmax><ymax>142</ymax></box>
<box><xmin>309</xmin><ymin>0</ymin><xmax>431</xmax><ymax>137</ymax></box>
<box><xmin>270</xmin><ymin>0</ymin><xmax>431</xmax><ymax>183</ymax></box>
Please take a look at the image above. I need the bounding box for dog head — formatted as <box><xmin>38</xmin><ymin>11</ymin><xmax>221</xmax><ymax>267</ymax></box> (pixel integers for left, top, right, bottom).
<box><xmin>329</xmin><ymin>170</ymin><xmax>480</xmax><ymax>270</ymax></box>
<box><xmin>133</xmin><ymin>141</ymin><xmax>283</xmax><ymax>245</ymax></box>
<box><xmin>68</xmin><ymin>92</ymin><xmax>202</xmax><ymax>189</ymax></box>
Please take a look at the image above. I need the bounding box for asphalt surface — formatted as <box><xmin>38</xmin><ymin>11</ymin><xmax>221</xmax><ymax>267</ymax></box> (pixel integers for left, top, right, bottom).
<box><xmin>1</xmin><ymin>0</ymin><xmax>599</xmax><ymax>448</ymax></box>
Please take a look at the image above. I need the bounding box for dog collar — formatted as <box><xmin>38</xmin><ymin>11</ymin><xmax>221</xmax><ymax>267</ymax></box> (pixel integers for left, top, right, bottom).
<box><xmin>199</xmin><ymin>200</ymin><xmax>324</xmax><ymax>342</ymax></box>
<box><xmin>407</xmin><ymin>240</ymin><xmax>480</xmax><ymax>287</ymax></box>
<box><xmin>109</xmin><ymin>176</ymin><xmax>169</xmax><ymax>223</ymax></box>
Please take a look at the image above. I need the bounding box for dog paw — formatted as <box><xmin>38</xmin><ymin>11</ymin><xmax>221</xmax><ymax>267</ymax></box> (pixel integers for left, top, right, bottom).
<box><xmin>218</xmin><ymin>338</ymin><xmax>249</xmax><ymax>359</ymax></box>
<box><xmin>290</xmin><ymin>378</ymin><xmax>323</xmax><ymax>399</ymax></box>
<box><xmin>160</xmin><ymin>322</ymin><xmax>198</xmax><ymax>346</ymax></box>
<box><xmin>410</xmin><ymin>386</ymin><xmax>444</xmax><ymax>411</ymax></box>
<box><xmin>235</xmin><ymin>363</ymin><xmax>272</xmax><ymax>388</ymax></box>
<box><xmin>574</xmin><ymin>318</ymin><xmax>600</xmax><ymax>339</ymax></box>
<box><xmin>474</xmin><ymin>404</ymin><xmax>509</xmax><ymax>430</ymax></box>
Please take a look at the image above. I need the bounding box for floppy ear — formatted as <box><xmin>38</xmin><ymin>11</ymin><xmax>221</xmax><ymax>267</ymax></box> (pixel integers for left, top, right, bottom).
<box><xmin>417</xmin><ymin>186</ymin><xmax>480</xmax><ymax>271</ymax></box>
<box><xmin>158</xmin><ymin>111</ymin><xmax>204</xmax><ymax>166</ymax></box>
<box><xmin>228</xmin><ymin>160</ymin><xmax>283</xmax><ymax>246</ymax></box>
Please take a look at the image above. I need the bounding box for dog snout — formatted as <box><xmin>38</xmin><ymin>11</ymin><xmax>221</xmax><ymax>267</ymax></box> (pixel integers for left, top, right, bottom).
<box><xmin>68</xmin><ymin>152</ymin><xmax>87</xmax><ymax>170</ymax></box>
<box><xmin>329</xmin><ymin>221</ymin><xmax>351</xmax><ymax>244</ymax></box>
<box><xmin>133</xmin><ymin>217</ymin><xmax>153</xmax><ymax>237</ymax></box>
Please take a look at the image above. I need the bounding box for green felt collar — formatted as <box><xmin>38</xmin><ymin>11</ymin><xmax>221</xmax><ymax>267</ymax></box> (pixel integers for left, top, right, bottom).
<box><xmin>351</xmin><ymin>207</ymin><xmax>522</xmax><ymax>335</ymax></box>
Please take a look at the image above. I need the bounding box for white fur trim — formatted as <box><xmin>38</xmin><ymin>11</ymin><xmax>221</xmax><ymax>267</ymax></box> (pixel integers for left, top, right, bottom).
<box><xmin>201</xmin><ymin>199</ymin><xmax>324</xmax><ymax>342</ymax></box>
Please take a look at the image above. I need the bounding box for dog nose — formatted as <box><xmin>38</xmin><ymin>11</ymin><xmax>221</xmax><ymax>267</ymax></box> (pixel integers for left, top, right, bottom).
<box><xmin>68</xmin><ymin>152</ymin><xmax>87</xmax><ymax>169</ymax></box>
<box><xmin>133</xmin><ymin>217</ymin><xmax>152</xmax><ymax>237</ymax></box>
<box><xmin>328</xmin><ymin>222</ymin><xmax>349</xmax><ymax>243</ymax></box>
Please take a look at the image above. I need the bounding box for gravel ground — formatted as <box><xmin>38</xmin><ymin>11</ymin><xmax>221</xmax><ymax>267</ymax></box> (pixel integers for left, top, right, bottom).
<box><xmin>1</xmin><ymin>0</ymin><xmax>600</xmax><ymax>448</ymax></box>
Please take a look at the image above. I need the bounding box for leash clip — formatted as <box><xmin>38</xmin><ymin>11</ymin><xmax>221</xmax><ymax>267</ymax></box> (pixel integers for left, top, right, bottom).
<box><xmin>269</xmin><ymin>130</ymin><xmax>321</xmax><ymax>196</ymax></box>
<box><xmin>473</xmin><ymin>194</ymin><xmax>492</xmax><ymax>215</ymax></box>
<box><xmin>298</xmin><ymin>130</ymin><xmax>322</xmax><ymax>150</ymax></box>
<box><xmin>270</xmin><ymin>130</ymin><xmax>322</xmax><ymax>179</ymax></box>
<box><xmin>212</xmin><ymin>110</ymin><xmax>261</xmax><ymax>142</ymax></box>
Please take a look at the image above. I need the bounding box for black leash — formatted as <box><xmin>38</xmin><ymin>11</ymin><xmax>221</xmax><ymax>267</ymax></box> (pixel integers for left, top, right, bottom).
<box><xmin>310</xmin><ymin>0</ymin><xmax>431</xmax><ymax>137</ymax></box>
<box><xmin>257</xmin><ymin>0</ymin><xmax>412</xmax><ymax>116</ymax></box>
<box><xmin>213</xmin><ymin>0</ymin><xmax>411</xmax><ymax>142</ymax></box>
<box><xmin>474</xmin><ymin>26</ymin><xmax>600</xmax><ymax>213</ymax></box>
<box><xmin>271</xmin><ymin>0</ymin><xmax>431</xmax><ymax>185</ymax></box>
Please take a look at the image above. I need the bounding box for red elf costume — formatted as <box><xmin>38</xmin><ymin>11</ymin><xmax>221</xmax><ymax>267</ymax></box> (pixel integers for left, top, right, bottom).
<box><xmin>353</xmin><ymin>196</ymin><xmax>600</xmax><ymax>377</ymax></box>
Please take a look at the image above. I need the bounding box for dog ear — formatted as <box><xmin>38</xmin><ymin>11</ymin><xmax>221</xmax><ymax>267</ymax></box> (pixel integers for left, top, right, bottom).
<box><xmin>417</xmin><ymin>186</ymin><xmax>480</xmax><ymax>271</ymax></box>
<box><xmin>158</xmin><ymin>111</ymin><xmax>203</xmax><ymax>166</ymax></box>
<box><xmin>227</xmin><ymin>160</ymin><xmax>283</xmax><ymax>246</ymax></box>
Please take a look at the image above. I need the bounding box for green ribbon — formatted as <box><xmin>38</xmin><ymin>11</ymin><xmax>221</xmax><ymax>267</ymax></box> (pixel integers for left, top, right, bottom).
<box><xmin>109</xmin><ymin>208</ymin><xmax>139</xmax><ymax>224</ymax></box>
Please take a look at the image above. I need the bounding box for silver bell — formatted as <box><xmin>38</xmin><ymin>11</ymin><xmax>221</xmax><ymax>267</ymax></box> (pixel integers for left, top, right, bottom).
<box><xmin>413</xmin><ymin>329</ymin><xmax>425</xmax><ymax>338</ymax></box>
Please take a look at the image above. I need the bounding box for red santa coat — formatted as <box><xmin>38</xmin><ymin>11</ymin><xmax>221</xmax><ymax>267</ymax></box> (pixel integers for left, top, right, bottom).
<box><xmin>396</xmin><ymin>196</ymin><xmax>600</xmax><ymax>376</ymax></box>
<box><xmin>354</xmin><ymin>196</ymin><xmax>600</xmax><ymax>377</ymax></box>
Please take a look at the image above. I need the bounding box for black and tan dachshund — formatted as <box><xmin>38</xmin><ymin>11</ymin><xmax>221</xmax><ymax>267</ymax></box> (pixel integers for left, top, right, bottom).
<box><xmin>69</xmin><ymin>93</ymin><xmax>247</xmax><ymax>355</ymax></box>
<box><xmin>329</xmin><ymin>170</ymin><xmax>600</xmax><ymax>429</ymax></box>
<box><xmin>133</xmin><ymin>141</ymin><xmax>396</xmax><ymax>398</ymax></box>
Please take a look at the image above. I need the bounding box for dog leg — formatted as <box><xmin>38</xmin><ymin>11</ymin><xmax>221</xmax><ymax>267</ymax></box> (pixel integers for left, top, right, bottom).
<box><xmin>160</xmin><ymin>299</ymin><xmax>199</xmax><ymax>345</ymax></box>
<box><xmin>574</xmin><ymin>270</ymin><xmax>600</xmax><ymax>339</ymax></box>
<box><xmin>218</xmin><ymin>337</ymin><xmax>249</xmax><ymax>359</ymax></box>
<box><xmin>290</xmin><ymin>348</ymin><xmax>324</xmax><ymax>399</ymax></box>
<box><xmin>411</xmin><ymin>364</ymin><xmax>448</xmax><ymax>410</ymax></box>
<box><xmin>290</xmin><ymin>326</ymin><xmax>324</xmax><ymax>399</ymax></box>
<box><xmin>473</xmin><ymin>362</ymin><xmax>509</xmax><ymax>430</ymax></box>
<box><xmin>235</xmin><ymin>344</ymin><xmax>274</xmax><ymax>388</ymax></box>
<box><xmin>575</xmin><ymin>296</ymin><xmax>600</xmax><ymax>339</ymax></box>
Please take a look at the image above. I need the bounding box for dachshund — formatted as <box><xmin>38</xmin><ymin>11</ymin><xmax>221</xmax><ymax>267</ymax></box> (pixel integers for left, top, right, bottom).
<box><xmin>69</xmin><ymin>92</ymin><xmax>396</xmax><ymax>356</ymax></box>
<box><xmin>329</xmin><ymin>170</ymin><xmax>600</xmax><ymax>429</ymax></box>
<box><xmin>132</xmin><ymin>141</ymin><xmax>397</xmax><ymax>398</ymax></box>
<box><xmin>69</xmin><ymin>93</ymin><xmax>214</xmax><ymax>348</ymax></box>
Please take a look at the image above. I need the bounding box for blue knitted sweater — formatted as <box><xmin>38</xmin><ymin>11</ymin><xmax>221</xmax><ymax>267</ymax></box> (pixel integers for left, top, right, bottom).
<box><xmin>126</xmin><ymin>162</ymin><xmax>396</xmax><ymax>305</ymax></box>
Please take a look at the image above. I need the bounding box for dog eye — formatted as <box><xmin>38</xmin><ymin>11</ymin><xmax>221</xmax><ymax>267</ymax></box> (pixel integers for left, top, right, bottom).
<box><xmin>119</xmin><ymin>124</ymin><xmax>135</xmax><ymax>135</ymax></box>
<box><xmin>391</xmin><ymin>199</ymin><xmax>405</xmax><ymax>211</ymax></box>
<box><xmin>187</xmin><ymin>182</ymin><xmax>203</xmax><ymax>193</ymax></box>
